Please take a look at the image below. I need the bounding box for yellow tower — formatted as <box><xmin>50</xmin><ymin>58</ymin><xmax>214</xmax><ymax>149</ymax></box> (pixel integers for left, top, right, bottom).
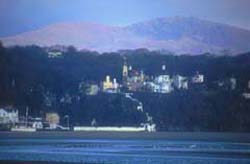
<box><xmin>122</xmin><ymin>58</ymin><xmax>128</xmax><ymax>86</ymax></box>
<box><xmin>123</xmin><ymin>62</ymin><xmax>128</xmax><ymax>77</ymax></box>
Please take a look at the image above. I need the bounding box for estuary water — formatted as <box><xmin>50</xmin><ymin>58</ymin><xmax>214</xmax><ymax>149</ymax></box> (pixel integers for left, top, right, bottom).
<box><xmin>0</xmin><ymin>132</ymin><xmax>250</xmax><ymax>164</ymax></box>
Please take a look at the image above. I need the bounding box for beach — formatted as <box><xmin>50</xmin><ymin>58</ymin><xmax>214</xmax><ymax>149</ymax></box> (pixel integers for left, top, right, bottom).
<box><xmin>1</xmin><ymin>131</ymin><xmax>250</xmax><ymax>142</ymax></box>
<box><xmin>1</xmin><ymin>132</ymin><xmax>250</xmax><ymax>164</ymax></box>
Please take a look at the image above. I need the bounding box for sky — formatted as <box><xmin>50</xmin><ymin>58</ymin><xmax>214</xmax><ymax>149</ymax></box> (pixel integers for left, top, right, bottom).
<box><xmin>0</xmin><ymin>0</ymin><xmax>250</xmax><ymax>37</ymax></box>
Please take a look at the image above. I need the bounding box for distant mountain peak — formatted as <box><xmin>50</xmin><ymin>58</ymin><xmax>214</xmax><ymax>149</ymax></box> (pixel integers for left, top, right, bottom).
<box><xmin>1</xmin><ymin>16</ymin><xmax>250</xmax><ymax>55</ymax></box>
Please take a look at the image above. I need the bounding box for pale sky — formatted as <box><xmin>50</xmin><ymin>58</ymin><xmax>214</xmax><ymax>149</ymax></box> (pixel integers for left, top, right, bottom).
<box><xmin>0</xmin><ymin>0</ymin><xmax>250</xmax><ymax>36</ymax></box>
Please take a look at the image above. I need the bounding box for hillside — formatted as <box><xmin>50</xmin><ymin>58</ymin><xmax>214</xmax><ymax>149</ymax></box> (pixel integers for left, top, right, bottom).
<box><xmin>1</xmin><ymin>17</ymin><xmax>250</xmax><ymax>55</ymax></box>
<box><xmin>0</xmin><ymin>45</ymin><xmax>250</xmax><ymax>131</ymax></box>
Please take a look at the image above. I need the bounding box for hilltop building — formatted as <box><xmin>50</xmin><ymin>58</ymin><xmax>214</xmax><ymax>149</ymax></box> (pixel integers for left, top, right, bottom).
<box><xmin>121</xmin><ymin>58</ymin><xmax>147</xmax><ymax>92</ymax></box>
<box><xmin>153</xmin><ymin>75</ymin><xmax>173</xmax><ymax>93</ymax></box>
<box><xmin>102</xmin><ymin>75</ymin><xmax>119</xmax><ymax>93</ymax></box>
<box><xmin>162</xmin><ymin>64</ymin><xmax>166</xmax><ymax>72</ymax></box>
<box><xmin>85</xmin><ymin>84</ymin><xmax>99</xmax><ymax>95</ymax></box>
<box><xmin>48</xmin><ymin>51</ymin><xmax>63</xmax><ymax>58</ymax></box>
<box><xmin>192</xmin><ymin>71</ymin><xmax>204</xmax><ymax>83</ymax></box>
<box><xmin>103</xmin><ymin>75</ymin><xmax>113</xmax><ymax>90</ymax></box>
<box><xmin>173</xmin><ymin>75</ymin><xmax>188</xmax><ymax>89</ymax></box>
<box><xmin>216</xmin><ymin>77</ymin><xmax>237</xmax><ymax>91</ymax></box>
<box><xmin>127</xmin><ymin>70</ymin><xmax>145</xmax><ymax>91</ymax></box>
<box><xmin>242</xmin><ymin>93</ymin><xmax>250</xmax><ymax>99</ymax></box>
<box><xmin>145</xmin><ymin>64</ymin><xmax>174</xmax><ymax>93</ymax></box>
<box><xmin>100</xmin><ymin>61</ymin><xmax>210</xmax><ymax>94</ymax></box>
<box><xmin>242</xmin><ymin>80</ymin><xmax>250</xmax><ymax>99</ymax></box>
<box><xmin>230</xmin><ymin>77</ymin><xmax>237</xmax><ymax>90</ymax></box>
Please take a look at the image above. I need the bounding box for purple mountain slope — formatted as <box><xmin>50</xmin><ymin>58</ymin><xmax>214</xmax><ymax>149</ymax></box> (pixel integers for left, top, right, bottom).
<box><xmin>1</xmin><ymin>17</ymin><xmax>250</xmax><ymax>55</ymax></box>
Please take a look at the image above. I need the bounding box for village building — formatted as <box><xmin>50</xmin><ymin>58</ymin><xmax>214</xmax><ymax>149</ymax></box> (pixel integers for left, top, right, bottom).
<box><xmin>230</xmin><ymin>77</ymin><xmax>237</xmax><ymax>90</ymax></box>
<box><xmin>127</xmin><ymin>70</ymin><xmax>145</xmax><ymax>91</ymax></box>
<box><xmin>32</xmin><ymin>117</ymin><xmax>43</xmax><ymax>130</ymax></box>
<box><xmin>192</xmin><ymin>72</ymin><xmax>204</xmax><ymax>83</ymax></box>
<box><xmin>0</xmin><ymin>108</ymin><xmax>19</xmax><ymax>124</ymax></box>
<box><xmin>242</xmin><ymin>80</ymin><xmax>250</xmax><ymax>99</ymax></box>
<box><xmin>102</xmin><ymin>75</ymin><xmax>120</xmax><ymax>93</ymax></box>
<box><xmin>48</xmin><ymin>51</ymin><xmax>63</xmax><ymax>58</ymax></box>
<box><xmin>150</xmin><ymin>75</ymin><xmax>173</xmax><ymax>93</ymax></box>
<box><xmin>173</xmin><ymin>75</ymin><xmax>188</xmax><ymax>89</ymax></box>
<box><xmin>242</xmin><ymin>93</ymin><xmax>250</xmax><ymax>99</ymax></box>
<box><xmin>85</xmin><ymin>84</ymin><xmax>99</xmax><ymax>95</ymax></box>
<box><xmin>46</xmin><ymin>112</ymin><xmax>60</xmax><ymax>129</ymax></box>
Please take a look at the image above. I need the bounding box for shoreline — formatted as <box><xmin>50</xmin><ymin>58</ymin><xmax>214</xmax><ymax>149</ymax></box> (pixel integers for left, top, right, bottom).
<box><xmin>1</xmin><ymin>131</ymin><xmax>250</xmax><ymax>142</ymax></box>
<box><xmin>0</xmin><ymin>160</ymin><xmax>93</xmax><ymax>164</ymax></box>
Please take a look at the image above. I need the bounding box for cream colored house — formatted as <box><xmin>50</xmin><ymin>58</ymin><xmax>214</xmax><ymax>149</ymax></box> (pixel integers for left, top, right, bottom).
<box><xmin>0</xmin><ymin>108</ymin><xmax>19</xmax><ymax>124</ymax></box>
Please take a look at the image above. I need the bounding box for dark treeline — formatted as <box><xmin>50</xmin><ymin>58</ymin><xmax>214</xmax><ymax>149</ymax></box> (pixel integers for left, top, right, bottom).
<box><xmin>0</xmin><ymin>43</ymin><xmax>250</xmax><ymax>131</ymax></box>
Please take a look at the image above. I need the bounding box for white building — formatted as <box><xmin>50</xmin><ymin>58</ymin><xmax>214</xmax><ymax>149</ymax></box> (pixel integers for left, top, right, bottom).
<box><xmin>155</xmin><ymin>75</ymin><xmax>171</xmax><ymax>84</ymax></box>
<box><xmin>192</xmin><ymin>72</ymin><xmax>204</xmax><ymax>83</ymax></box>
<box><xmin>242</xmin><ymin>93</ymin><xmax>250</xmax><ymax>99</ymax></box>
<box><xmin>102</xmin><ymin>75</ymin><xmax>120</xmax><ymax>93</ymax></box>
<box><xmin>159</xmin><ymin>83</ymin><xmax>172</xmax><ymax>93</ymax></box>
<box><xmin>151</xmin><ymin>75</ymin><xmax>173</xmax><ymax>93</ymax></box>
<box><xmin>85</xmin><ymin>84</ymin><xmax>99</xmax><ymax>96</ymax></box>
<box><xmin>32</xmin><ymin>118</ymin><xmax>43</xmax><ymax>130</ymax></box>
<box><xmin>46</xmin><ymin>113</ymin><xmax>60</xmax><ymax>129</ymax></box>
<box><xmin>173</xmin><ymin>75</ymin><xmax>188</xmax><ymax>89</ymax></box>
<box><xmin>48</xmin><ymin>51</ymin><xmax>62</xmax><ymax>58</ymax></box>
<box><xmin>0</xmin><ymin>108</ymin><xmax>19</xmax><ymax>124</ymax></box>
<box><xmin>113</xmin><ymin>78</ymin><xmax>119</xmax><ymax>90</ymax></box>
<box><xmin>230</xmin><ymin>77</ymin><xmax>237</xmax><ymax>90</ymax></box>
<box><xmin>143</xmin><ymin>123</ymin><xmax>156</xmax><ymax>132</ymax></box>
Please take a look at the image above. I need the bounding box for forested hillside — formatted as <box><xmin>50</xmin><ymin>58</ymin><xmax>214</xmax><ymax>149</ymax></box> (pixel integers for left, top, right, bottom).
<box><xmin>0</xmin><ymin>43</ymin><xmax>250</xmax><ymax>131</ymax></box>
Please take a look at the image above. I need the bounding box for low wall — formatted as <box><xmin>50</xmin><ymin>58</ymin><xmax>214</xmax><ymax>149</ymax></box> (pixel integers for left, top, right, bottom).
<box><xmin>73</xmin><ymin>126</ymin><xmax>146</xmax><ymax>132</ymax></box>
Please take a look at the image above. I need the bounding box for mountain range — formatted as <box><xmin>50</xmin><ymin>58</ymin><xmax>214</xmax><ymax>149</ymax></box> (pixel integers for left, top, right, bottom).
<box><xmin>1</xmin><ymin>17</ymin><xmax>250</xmax><ymax>55</ymax></box>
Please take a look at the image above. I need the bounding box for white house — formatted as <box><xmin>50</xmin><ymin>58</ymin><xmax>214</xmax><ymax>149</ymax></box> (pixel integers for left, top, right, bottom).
<box><xmin>85</xmin><ymin>84</ymin><xmax>99</xmax><ymax>96</ymax></box>
<box><xmin>32</xmin><ymin>118</ymin><xmax>43</xmax><ymax>130</ymax></box>
<box><xmin>242</xmin><ymin>93</ymin><xmax>250</xmax><ymax>99</ymax></box>
<box><xmin>0</xmin><ymin>108</ymin><xmax>19</xmax><ymax>124</ymax></box>
<box><xmin>192</xmin><ymin>72</ymin><xmax>204</xmax><ymax>83</ymax></box>
<box><xmin>159</xmin><ymin>83</ymin><xmax>173</xmax><ymax>93</ymax></box>
<box><xmin>173</xmin><ymin>75</ymin><xmax>188</xmax><ymax>89</ymax></box>
<box><xmin>230</xmin><ymin>77</ymin><xmax>237</xmax><ymax>90</ymax></box>
<box><xmin>152</xmin><ymin>75</ymin><xmax>173</xmax><ymax>93</ymax></box>
<box><xmin>155</xmin><ymin>75</ymin><xmax>171</xmax><ymax>83</ymax></box>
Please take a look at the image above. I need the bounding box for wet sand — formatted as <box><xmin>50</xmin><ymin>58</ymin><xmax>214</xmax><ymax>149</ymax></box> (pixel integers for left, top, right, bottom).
<box><xmin>1</xmin><ymin>131</ymin><xmax>250</xmax><ymax>142</ymax></box>
<box><xmin>1</xmin><ymin>131</ymin><xmax>250</xmax><ymax>164</ymax></box>
<box><xmin>0</xmin><ymin>161</ymin><xmax>93</xmax><ymax>164</ymax></box>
